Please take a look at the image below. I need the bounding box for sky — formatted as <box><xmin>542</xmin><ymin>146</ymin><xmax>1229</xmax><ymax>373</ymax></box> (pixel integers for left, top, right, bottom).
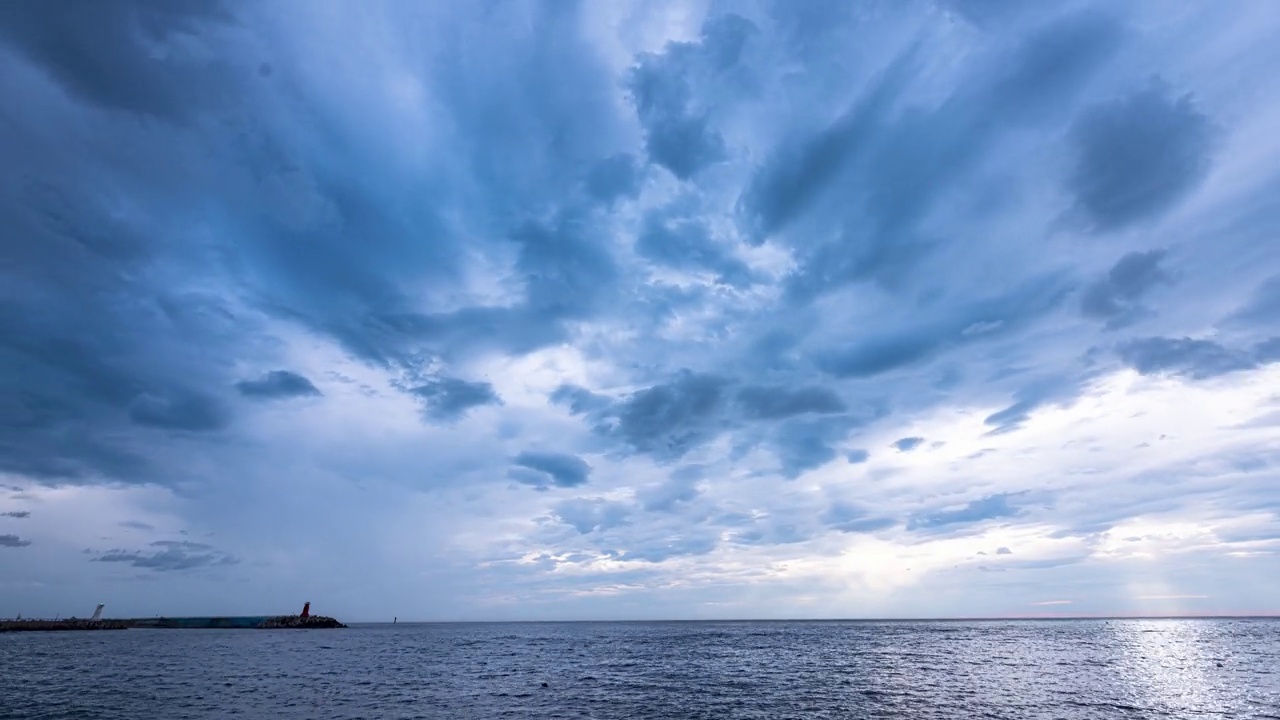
<box><xmin>1</xmin><ymin>0</ymin><xmax>1279</xmax><ymax>622</ymax></box>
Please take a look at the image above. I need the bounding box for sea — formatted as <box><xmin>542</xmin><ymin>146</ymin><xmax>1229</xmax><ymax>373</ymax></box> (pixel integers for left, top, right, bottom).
<box><xmin>2</xmin><ymin>619</ymin><xmax>1278</xmax><ymax>719</ymax></box>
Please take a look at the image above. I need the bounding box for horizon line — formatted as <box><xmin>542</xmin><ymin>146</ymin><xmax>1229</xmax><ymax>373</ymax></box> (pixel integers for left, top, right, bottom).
<box><xmin>340</xmin><ymin>613</ymin><xmax>1280</xmax><ymax>624</ymax></box>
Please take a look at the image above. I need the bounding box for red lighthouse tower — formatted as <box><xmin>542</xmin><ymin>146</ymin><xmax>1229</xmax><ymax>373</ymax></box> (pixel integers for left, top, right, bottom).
<box><xmin>300</xmin><ymin>601</ymin><xmax>310</xmax><ymax>619</ymax></box>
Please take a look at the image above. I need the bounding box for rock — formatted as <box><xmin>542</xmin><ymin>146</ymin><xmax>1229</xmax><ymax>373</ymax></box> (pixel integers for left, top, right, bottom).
<box><xmin>258</xmin><ymin>614</ymin><xmax>347</xmax><ymax>629</ymax></box>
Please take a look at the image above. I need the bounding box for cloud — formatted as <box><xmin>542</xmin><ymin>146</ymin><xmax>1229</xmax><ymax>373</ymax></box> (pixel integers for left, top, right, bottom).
<box><xmin>907</xmin><ymin>493</ymin><xmax>1025</xmax><ymax>531</ymax></box>
<box><xmin>610</xmin><ymin>371</ymin><xmax>729</xmax><ymax>459</ymax></box>
<box><xmin>552</xmin><ymin>499</ymin><xmax>630</xmax><ymax>535</ymax></box>
<box><xmin>895</xmin><ymin>437</ymin><xmax>925</xmax><ymax>452</ymax></box>
<box><xmin>1117</xmin><ymin>337</ymin><xmax>1258</xmax><ymax>379</ymax></box>
<box><xmin>822</xmin><ymin>503</ymin><xmax>896</xmax><ymax>534</ymax></box>
<box><xmin>127</xmin><ymin>391</ymin><xmax>227</xmax><ymax>431</ymax></box>
<box><xmin>1255</xmin><ymin>338</ymin><xmax>1280</xmax><ymax>363</ymax></box>
<box><xmin>0</xmin><ymin>534</ymin><xmax>32</xmax><ymax>548</ymax></box>
<box><xmin>983</xmin><ymin>376</ymin><xmax>1083</xmax><ymax>434</ymax></box>
<box><xmin>996</xmin><ymin>546</ymin><xmax>1013</xmax><ymax>555</ymax></box>
<box><xmin>738</xmin><ymin>49</ymin><xmax>916</xmax><ymax>240</ymax></box>
<box><xmin>550</xmin><ymin>384</ymin><xmax>612</xmax><ymax>415</ymax></box>
<box><xmin>777</xmin><ymin>10</ymin><xmax>1123</xmax><ymax>296</ymax></box>
<box><xmin>90</xmin><ymin>540</ymin><xmax>236</xmax><ymax>571</ymax></box>
<box><xmin>627</xmin><ymin>14</ymin><xmax>755</xmax><ymax>178</ymax></box>
<box><xmin>1230</xmin><ymin>276</ymin><xmax>1280</xmax><ymax>329</ymax></box>
<box><xmin>584</xmin><ymin>153</ymin><xmax>642</xmax><ymax>204</ymax></box>
<box><xmin>635</xmin><ymin>211</ymin><xmax>753</xmax><ymax>286</ymax></box>
<box><xmin>638</xmin><ymin>466</ymin><xmax>702</xmax><ymax>512</ymax></box>
<box><xmin>2</xmin><ymin>0</ymin><xmax>1279</xmax><ymax>621</ymax></box>
<box><xmin>816</xmin><ymin>274</ymin><xmax>1073</xmax><ymax>377</ymax></box>
<box><xmin>408</xmin><ymin>377</ymin><xmax>502</xmax><ymax>421</ymax></box>
<box><xmin>511</xmin><ymin>451</ymin><xmax>591</xmax><ymax>489</ymax></box>
<box><xmin>639</xmin><ymin>483</ymin><xmax>700</xmax><ymax>513</ymax></box>
<box><xmin>1080</xmin><ymin>249</ymin><xmax>1171</xmax><ymax>328</ymax></box>
<box><xmin>771</xmin><ymin>416</ymin><xmax>859</xmax><ymax>478</ymax></box>
<box><xmin>621</xmin><ymin>533</ymin><xmax>719</xmax><ymax>563</ymax></box>
<box><xmin>0</xmin><ymin>1</ymin><xmax>237</xmax><ymax>122</ymax></box>
<box><xmin>1067</xmin><ymin>81</ymin><xmax>1215</xmax><ymax>230</ymax></box>
<box><xmin>235</xmin><ymin>370</ymin><xmax>322</xmax><ymax>400</ymax></box>
<box><xmin>736</xmin><ymin>385</ymin><xmax>846</xmax><ymax>419</ymax></box>
<box><xmin>2</xmin><ymin>511</ymin><xmax>31</xmax><ymax>519</ymax></box>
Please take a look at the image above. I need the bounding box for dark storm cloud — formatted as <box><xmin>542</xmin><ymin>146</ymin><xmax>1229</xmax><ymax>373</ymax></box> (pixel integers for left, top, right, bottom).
<box><xmin>408</xmin><ymin>378</ymin><xmax>502</xmax><ymax>421</ymax></box>
<box><xmin>907</xmin><ymin>493</ymin><xmax>1024</xmax><ymax>531</ymax></box>
<box><xmin>235</xmin><ymin>370</ymin><xmax>322</xmax><ymax>400</ymax></box>
<box><xmin>91</xmin><ymin>540</ymin><xmax>236</xmax><ymax>571</ymax></box>
<box><xmin>1</xmin><ymin>511</ymin><xmax>31</xmax><ymax>519</ymax></box>
<box><xmin>0</xmin><ymin>193</ymin><xmax>238</xmax><ymax>480</ymax></box>
<box><xmin>1080</xmin><ymin>250</ymin><xmax>1171</xmax><ymax>328</ymax></box>
<box><xmin>0</xmin><ymin>534</ymin><xmax>32</xmax><ymax>548</ymax></box>
<box><xmin>820</xmin><ymin>332</ymin><xmax>938</xmax><ymax>379</ymax></box>
<box><xmin>511</xmin><ymin>214</ymin><xmax>620</xmax><ymax>318</ymax></box>
<box><xmin>627</xmin><ymin>14</ymin><xmax>755</xmax><ymax>178</ymax></box>
<box><xmin>1068</xmin><ymin>82</ymin><xmax>1215</xmax><ymax>231</ymax></box>
<box><xmin>817</xmin><ymin>273</ymin><xmax>1074</xmax><ymax>378</ymax></box>
<box><xmin>0</xmin><ymin>2</ymin><xmax>266</xmax><ymax>483</ymax></box>
<box><xmin>735</xmin><ymin>385</ymin><xmax>846</xmax><ymax>419</ymax></box>
<box><xmin>634</xmin><ymin>211</ymin><xmax>753</xmax><ymax>286</ymax></box>
<box><xmin>584</xmin><ymin>153</ymin><xmax>642</xmax><ymax>204</ymax></box>
<box><xmin>738</xmin><ymin>49</ymin><xmax>917</xmax><ymax>240</ymax></box>
<box><xmin>511</xmin><ymin>451</ymin><xmax>591</xmax><ymax>489</ymax></box>
<box><xmin>1118</xmin><ymin>337</ymin><xmax>1258</xmax><ymax>379</ymax></box>
<box><xmin>0</xmin><ymin>0</ymin><xmax>236</xmax><ymax>121</ymax></box>
<box><xmin>1</xmin><ymin>0</ymin><xmax>1278</xmax><ymax>619</ymax></box>
<box><xmin>247</xmin><ymin>1</ymin><xmax>631</xmax><ymax>369</ymax></box>
<box><xmin>128</xmin><ymin>391</ymin><xmax>227</xmax><ymax>431</ymax></box>
<box><xmin>551</xmin><ymin>384</ymin><xmax>613</xmax><ymax>415</ymax></box>
<box><xmin>771</xmin><ymin>415</ymin><xmax>865</xmax><ymax>478</ymax></box>
<box><xmin>557</xmin><ymin>372</ymin><xmax>869</xmax><ymax>473</ymax></box>
<box><xmin>767</xmin><ymin>11</ymin><xmax>1122</xmax><ymax>296</ymax></box>
<box><xmin>2</xmin><ymin>0</ymin><xmax>635</xmax><ymax>487</ymax></box>
<box><xmin>610</xmin><ymin>372</ymin><xmax>730</xmax><ymax>459</ymax></box>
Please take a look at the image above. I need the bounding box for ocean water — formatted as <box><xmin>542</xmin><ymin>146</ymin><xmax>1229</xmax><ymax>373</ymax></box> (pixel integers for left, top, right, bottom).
<box><xmin>2</xmin><ymin>619</ymin><xmax>1278</xmax><ymax>719</ymax></box>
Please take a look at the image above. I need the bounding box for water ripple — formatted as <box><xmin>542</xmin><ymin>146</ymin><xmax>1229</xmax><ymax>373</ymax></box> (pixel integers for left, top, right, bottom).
<box><xmin>1</xmin><ymin>619</ymin><xmax>1278</xmax><ymax>718</ymax></box>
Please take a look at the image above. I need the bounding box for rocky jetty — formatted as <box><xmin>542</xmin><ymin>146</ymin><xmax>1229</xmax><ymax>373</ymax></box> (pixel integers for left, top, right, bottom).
<box><xmin>0</xmin><ymin>619</ymin><xmax>128</xmax><ymax>633</ymax></box>
<box><xmin>259</xmin><ymin>614</ymin><xmax>346</xmax><ymax>629</ymax></box>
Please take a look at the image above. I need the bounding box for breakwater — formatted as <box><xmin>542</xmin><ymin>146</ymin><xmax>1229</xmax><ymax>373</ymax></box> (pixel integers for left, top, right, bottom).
<box><xmin>128</xmin><ymin>615</ymin><xmax>346</xmax><ymax>629</ymax></box>
<box><xmin>0</xmin><ymin>619</ymin><xmax>128</xmax><ymax>632</ymax></box>
<box><xmin>2</xmin><ymin>602</ymin><xmax>345</xmax><ymax>631</ymax></box>
<box><xmin>260</xmin><ymin>615</ymin><xmax>346</xmax><ymax>629</ymax></box>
